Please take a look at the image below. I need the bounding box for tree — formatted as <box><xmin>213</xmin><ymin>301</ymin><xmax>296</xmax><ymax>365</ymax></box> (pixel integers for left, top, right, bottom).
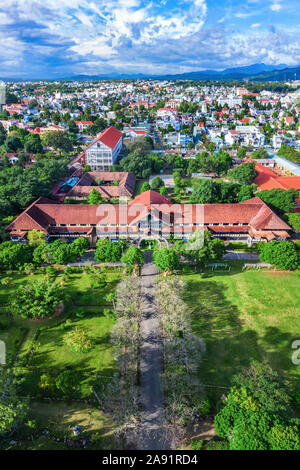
<box><xmin>268</xmin><ymin>424</ymin><xmax>300</xmax><ymax>450</ymax></box>
<box><xmin>151</xmin><ymin>176</ymin><xmax>164</xmax><ymax>191</ymax></box>
<box><xmin>55</xmin><ymin>370</ymin><xmax>80</xmax><ymax>394</ymax></box>
<box><xmin>229</xmin><ymin>162</ymin><xmax>258</xmax><ymax>185</ymax></box>
<box><xmin>153</xmin><ymin>248</ymin><xmax>180</xmax><ymax>274</ymax></box>
<box><xmin>237</xmin><ymin>184</ymin><xmax>256</xmax><ymax>202</ymax></box>
<box><xmin>71</xmin><ymin>238</ymin><xmax>90</xmax><ymax>257</ymax></box>
<box><xmin>0</xmin><ymin>123</ymin><xmax>6</xmax><ymax>146</ymax></box>
<box><xmin>160</xmin><ymin>186</ymin><xmax>168</xmax><ymax>196</ymax></box>
<box><xmin>252</xmin><ymin>148</ymin><xmax>269</xmax><ymax>159</ymax></box>
<box><xmin>94</xmin><ymin>239</ymin><xmax>125</xmax><ymax>263</ymax></box>
<box><xmin>121</xmin><ymin>246</ymin><xmax>144</xmax><ymax>272</ymax></box>
<box><xmin>0</xmin><ymin>368</ymin><xmax>28</xmax><ymax>435</ymax></box>
<box><xmin>119</xmin><ymin>150</ymin><xmax>152</xmax><ymax>178</ymax></box>
<box><xmin>11</xmin><ymin>278</ymin><xmax>64</xmax><ymax>319</ymax></box>
<box><xmin>259</xmin><ymin>240</ymin><xmax>299</xmax><ymax>270</ymax></box>
<box><xmin>24</xmin><ymin>134</ymin><xmax>43</xmax><ymax>153</ymax></box>
<box><xmin>38</xmin><ymin>373</ymin><xmax>56</xmax><ymax>393</ymax></box>
<box><xmin>140</xmin><ymin>181</ymin><xmax>151</xmax><ymax>193</ymax></box>
<box><xmin>258</xmin><ymin>188</ymin><xmax>298</xmax><ymax>215</ymax></box>
<box><xmin>177</xmin><ymin>230</ymin><xmax>225</xmax><ymax>267</ymax></box>
<box><xmin>190</xmin><ymin>180</ymin><xmax>220</xmax><ymax>204</ymax></box>
<box><xmin>33</xmin><ymin>240</ymin><xmax>78</xmax><ymax>265</ymax></box>
<box><xmin>83</xmin><ymin>164</ymin><xmax>91</xmax><ymax>173</ymax></box>
<box><xmin>286</xmin><ymin>213</ymin><xmax>300</xmax><ymax>233</ymax></box>
<box><xmin>0</xmin><ymin>241</ymin><xmax>33</xmax><ymax>269</ymax></box>
<box><xmin>87</xmin><ymin>188</ymin><xmax>104</xmax><ymax>205</ymax></box>
<box><xmin>28</xmin><ymin>99</ymin><xmax>38</xmax><ymax>109</ymax></box>
<box><xmin>63</xmin><ymin>327</ymin><xmax>93</xmax><ymax>353</ymax></box>
<box><xmin>27</xmin><ymin>229</ymin><xmax>46</xmax><ymax>248</ymax></box>
<box><xmin>237</xmin><ymin>147</ymin><xmax>247</xmax><ymax>159</ymax></box>
<box><xmin>215</xmin><ymin>361</ymin><xmax>299</xmax><ymax>450</ymax></box>
<box><xmin>43</xmin><ymin>131</ymin><xmax>73</xmax><ymax>153</ymax></box>
<box><xmin>5</xmin><ymin>135</ymin><xmax>22</xmax><ymax>152</ymax></box>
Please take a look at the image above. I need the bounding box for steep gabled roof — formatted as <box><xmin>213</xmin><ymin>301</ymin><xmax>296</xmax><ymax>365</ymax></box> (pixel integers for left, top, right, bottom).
<box><xmin>6</xmin><ymin>197</ymin><xmax>53</xmax><ymax>232</ymax></box>
<box><xmin>85</xmin><ymin>126</ymin><xmax>122</xmax><ymax>151</ymax></box>
<box><xmin>129</xmin><ymin>190</ymin><xmax>171</xmax><ymax>206</ymax></box>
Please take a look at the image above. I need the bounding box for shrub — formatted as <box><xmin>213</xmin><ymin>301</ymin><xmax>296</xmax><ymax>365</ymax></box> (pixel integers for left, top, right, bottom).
<box><xmin>204</xmin><ymin>440</ymin><xmax>230</xmax><ymax>450</ymax></box>
<box><xmin>260</xmin><ymin>240</ymin><xmax>299</xmax><ymax>270</ymax></box>
<box><xmin>55</xmin><ymin>370</ymin><xmax>80</xmax><ymax>395</ymax></box>
<box><xmin>63</xmin><ymin>327</ymin><xmax>94</xmax><ymax>353</ymax></box>
<box><xmin>190</xmin><ymin>439</ymin><xmax>203</xmax><ymax>450</ymax></box>
<box><xmin>38</xmin><ymin>373</ymin><xmax>57</xmax><ymax>392</ymax></box>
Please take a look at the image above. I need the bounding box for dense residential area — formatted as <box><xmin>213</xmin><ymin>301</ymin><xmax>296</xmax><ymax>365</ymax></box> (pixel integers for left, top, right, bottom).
<box><xmin>0</xmin><ymin>78</ymin><xmax>300</xmax><ymax>452</ymax></box>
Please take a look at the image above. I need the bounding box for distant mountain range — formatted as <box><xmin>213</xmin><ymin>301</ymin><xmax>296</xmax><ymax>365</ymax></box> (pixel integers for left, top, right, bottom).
<box><xmin>1</xmin><ymin>63</ymin><xmax>300</xmax><ymax>82</ymax></box>
<box><xmin>67</xmin><ymin>63</ymin><xmax>299</xmax><ymax>82</ymax></box>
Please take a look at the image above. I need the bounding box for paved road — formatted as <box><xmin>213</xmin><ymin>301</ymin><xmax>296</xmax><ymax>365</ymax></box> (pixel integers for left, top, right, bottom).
<box><xmin>137</xmin><ymin>251</ymin><xmax>170</xmax><ymax>450</ymax></box>
<box><xmin>223</xmin><ymin>251</ymin><xmax>260</xmax><ymax>260</ymax></box>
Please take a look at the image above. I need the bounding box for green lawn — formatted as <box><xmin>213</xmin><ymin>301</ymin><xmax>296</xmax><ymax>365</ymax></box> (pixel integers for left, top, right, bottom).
<box><xmin>182</xmin><ymin>263</ymin><xmax>300</xmax><ymax>397</ymax></box>
<box><xmin>12</xmin><ymin>401</ymin><xmax>120</xmax><ymax>450</ymax></box>
<box><xmin>0</xmin><ymin>269</ymin><xmax>124</xmax><ymax>397</ymax></box>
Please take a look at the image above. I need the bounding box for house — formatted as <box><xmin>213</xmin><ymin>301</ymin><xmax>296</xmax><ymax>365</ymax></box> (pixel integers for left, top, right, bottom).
<box><xmin>177</xmin><ymin>132</ymin><xmax>193</xmax><ymax>147</ymax></box>
<box><xmin>285</xmin><ymin>116</ymin><xmax>294</xmax><ymax>126</ymax></box>
<box><xmin>225</xmin><ymin>129</ymin><xmax>239</xmax><ymax>145</ymax></box>
<box><xmin>74</xmin><ymin>120</ymin><xmax>94</xmax><ymax>131</ymax></box>
<box><xmin>254</xmin><ymin>163</ymin><xmax>300</xmax><ymax>210</ymax></box>
<box><xmin>64</xmin><ymin>171</ymin><xmax>136</xmax><ymax>201</ymax></box>
<box><xmin>7</xmin><ymin>191</ymin><xmax>291</xmax><ymax>246</ymax></box>
<box><xmin>123</xmin><ymin>128</ymin><xmax>148</xmax><ymax>140</ymax></box>
<box><xmin>85</xmin><ymin>126</ymin><xmax>123</xmax><ymax>171</ymax></box>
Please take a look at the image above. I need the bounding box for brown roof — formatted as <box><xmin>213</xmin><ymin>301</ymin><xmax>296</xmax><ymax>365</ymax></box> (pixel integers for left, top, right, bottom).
<box><xmin>7</xmin><ymin>193</ymin><xmax>291</xmax><ymax>237</ymax></box>
<box><xmin>67</xmin><ymin>171</ymin><xmax>136</xmax><ymax>199</ymax></box>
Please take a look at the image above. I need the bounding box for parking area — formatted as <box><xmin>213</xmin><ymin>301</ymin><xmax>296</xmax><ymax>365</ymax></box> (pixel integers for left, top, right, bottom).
<box><xmin>149</xmin><ymin>174</ymin><xmax>174</xmax><ymax>188</ymax></box>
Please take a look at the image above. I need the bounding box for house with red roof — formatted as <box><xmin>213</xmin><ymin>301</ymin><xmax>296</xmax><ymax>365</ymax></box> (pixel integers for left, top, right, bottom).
<box><xmin>7</xmin><ymin>191</ymin><xmax>291</xmax><ymax>246</ymax></box>
<box><xmin>254</xmin><ymin>163</ymin><xmax>300</xmax><ymax>191</ymax></box>
<box><xmin>64</xmin><ymin>171</ymin><xmax>136</xmax><ymax>201</ymax></box>
<box><xmin>85</xmin><ymin>126</ymin><xmax>123</xmax><ymax>171</ymax></box>
<box><xmin>254</xmin><ymin>163</ymin><xmax>300</xmax><ymax>210</ymax></box>
<box><xmin>284</xmin><ymin>116</ymin><xmax>294</xmax><ymax>126</ymax></box>
<box><xmin>74</xmin><ymin>120</ymin><xmax>94</xmax><ymax>131</ymax></box>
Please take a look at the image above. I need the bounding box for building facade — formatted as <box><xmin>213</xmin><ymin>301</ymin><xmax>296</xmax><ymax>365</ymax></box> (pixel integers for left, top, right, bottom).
<box><xmin>85</xmin><ymin>126</ymin><xmax>123</xmax><ymax>171</ymax></box>
<box><xmin>7</xmin><ymin>191</ymin><xmax>292</xmax><ymax>247</ymax></box>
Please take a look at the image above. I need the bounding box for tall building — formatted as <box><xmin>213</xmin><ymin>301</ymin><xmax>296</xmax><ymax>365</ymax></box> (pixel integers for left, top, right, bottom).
<box><xmin>0</xmin><ymin>81</ymin><xmax>6</xmax><ymax>111</ymax></box>
<box><xmin>85</xmin><ymin>126</ymin><xmax>123</xmax><ymax>171</ymax></box>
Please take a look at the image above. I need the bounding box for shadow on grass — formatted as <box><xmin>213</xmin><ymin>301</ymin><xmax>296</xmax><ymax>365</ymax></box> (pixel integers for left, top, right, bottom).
<box><xmin>182</xmin><ymin>277</ymin><xmax>298</xmax><ymax>399</ymax></box>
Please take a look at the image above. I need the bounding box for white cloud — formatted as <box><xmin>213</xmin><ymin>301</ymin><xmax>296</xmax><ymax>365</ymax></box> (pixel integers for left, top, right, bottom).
<box><xmin>0</xmin><ymin>0</ymin><xmax>299</xmax><ymax>77</ymax></box>
<box><xmin>270</xmin><ymin>2</ymin><xmax>283</xmax><ymax>11</ymax></box>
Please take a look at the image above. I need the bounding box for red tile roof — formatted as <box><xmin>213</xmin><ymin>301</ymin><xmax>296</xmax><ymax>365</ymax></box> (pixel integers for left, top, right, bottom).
<box><xmin>85</xmin><ymin>126</ymin><xmax>122</xmax><ymax>151</ymax></box>
<box><xmin>254</xmin><ymin>163</ymin><xmax>300</xmax><ymax>190</ymax></box>
<box><xmin>7</xmin><ymin>194</ymin><xmax>291</xmax><ymax>240</ymax></box>
<box><xmin>128</xmin><ymin>190</ymin><xmax>171</xmax><ymax>206</ymax></box>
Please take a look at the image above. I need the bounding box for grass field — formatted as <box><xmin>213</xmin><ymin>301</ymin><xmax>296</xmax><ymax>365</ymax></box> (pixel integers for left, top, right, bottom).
<box><xmin>13</xmin><ymin>401</ymin><xmax>120</xmax><ymax>450</ymax></box>
<box><xmin>182</xmin><ymin>262</ymin><xmax>300</xmax><ymax>397</ymax></box>
<box><xmin>0</xmin><ymin>268</ymin><xmax>124</xmax><ymax>397</ymax></box>
<box><xmin>0</xmin><ymin>267</ymin><xmax>125</xmax><ymax>449</ymax></box>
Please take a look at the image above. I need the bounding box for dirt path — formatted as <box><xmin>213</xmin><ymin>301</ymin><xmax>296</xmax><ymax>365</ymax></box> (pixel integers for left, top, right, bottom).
<box><xmin>137</xmin><ymin>251</ymin><xmax>171</xmax><ymax>450</ymax></box>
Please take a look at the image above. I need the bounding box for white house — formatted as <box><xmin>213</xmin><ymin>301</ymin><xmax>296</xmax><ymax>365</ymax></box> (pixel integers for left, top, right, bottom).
<box><xmin>85</xmin><ymin>126</ymin><xmax>123</xmax><ymax>171</ymax></box>
<box><xmin>225</xmin><ymin>129</ymin><xmax>239</xmax><ymax>145</ymax></box>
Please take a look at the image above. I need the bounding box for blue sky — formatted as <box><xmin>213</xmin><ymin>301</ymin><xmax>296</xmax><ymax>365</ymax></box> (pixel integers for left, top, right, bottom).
<box><xmin>0</xmin><ymin>0</ymin><xmax>299</xmax><ymax>78</ymax></box>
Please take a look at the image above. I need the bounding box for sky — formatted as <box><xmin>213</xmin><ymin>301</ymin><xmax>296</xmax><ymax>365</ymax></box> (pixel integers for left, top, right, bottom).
<box><xmin>0</xmin><ymin>0</ymin><xmax>299</xmax><ymax>78</ymax></box>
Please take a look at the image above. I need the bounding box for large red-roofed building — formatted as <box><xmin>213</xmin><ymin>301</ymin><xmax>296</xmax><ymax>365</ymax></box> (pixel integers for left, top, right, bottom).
<box><xmin>7</xmin><ymin>191</ymin><xmax>291</xmax><ymax>246</ymax></box>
